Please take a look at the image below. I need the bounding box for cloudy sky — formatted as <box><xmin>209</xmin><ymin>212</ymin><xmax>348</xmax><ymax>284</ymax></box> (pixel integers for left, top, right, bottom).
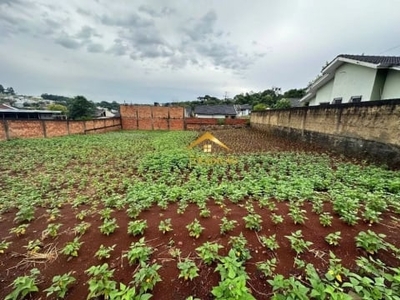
<box><xmin>0</xmin><ymin>0</ymin><xmax>399</xmax><ymax>104</ymax></box>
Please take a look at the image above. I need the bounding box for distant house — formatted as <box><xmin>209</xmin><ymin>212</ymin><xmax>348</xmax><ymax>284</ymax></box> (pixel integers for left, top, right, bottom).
<box><xmin>194</xmin><ymin>105</ymin><xmax>238</xmax><ymax>118</ymax></box>
<box><xmin>301</xmin><ymin>54</ymin><xmax>400</xmax><ymax>106</ymax></box>
<box><xmin>235</xmin><ymin>104</ymin><xmax>252</xmax><ymax>117</ymax></box>
<box><xmin>95</xmin><ymin>107</ymin><xmax>118</xmax><ymax>119</ymax></box>
<box><xmin>0</xmin><ymin>106</ymin><xmax>65</xmax><ymax>120</ymax></box>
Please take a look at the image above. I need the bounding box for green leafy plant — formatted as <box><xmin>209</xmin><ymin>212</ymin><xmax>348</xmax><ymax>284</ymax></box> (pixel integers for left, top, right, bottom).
<box><xmin>220</xmin><ymin>217</ymin><xmax>237</xmax><ymax>235</ymax></box>
<box><xmin>186</xmin><ymin>218</ymin><xmax>204</xmax><ymax>239</ymax></box>
<box><xmin>95</xmin><ymin>244</ymin><xmax>116</xmax><ymax>260</ymax></box>
<box><xmin>228</xmin><ymin>232</ymin><xmax>251</xmax><ymax>261</ymax></box>
<box><xmin>285</xmin><ymin>230</ymin><xmax>313</xmax><ymax>255</ymax></box>
<box><xmin>24</xmin><ymin>239</ymin><xmax>42</xmax><ymax>253</ymax></box>
<box><xmin>10</xmin><ymin>224</ymin><xmax>29</xmax><ymax>237</ymax></box>
<box><xmin>73</xmin><ymin>221</ymin><xmax>91</xmax><ymax>236</ymax></box>
<box><xmin>85</xmin><ymin>263</ymin><xmax>116</xmax><ymax>299</ymax></box>
<box><xmin>355</xmin><ymin>230</ymin><xmax>387</xmax><ymax>254</ymax></box>
<box><xmin>125</xmin><ymin>237</ymin><xmax>152</xmax><ymax>265</ymax></box>
<box><xmin>158</xmin><ymin>218</ymin><xmax>173</xmax><ymax>234</ymax></box>
<box><xmin>199</xmin><ymin>207</ymin><xmax>211</xmax><ymax>218</ymax></box>
<box><xmin>243</xmin><ymin>213</ymin><xmax>262</xmax><ymax>231</ymax></box>
<box><xmin>43</xmin><ymin>223</ymin><xmax>62</xmax><ymax>238</ymax></box>
<box><xmin>109</xmin><ymin>282</ymin><xmax>152</xmax><ymax>300</ymax></box>
<box><xmin>319</xmin><ymin>212</ymin><xmax>333</xmax><ymax>227</ymax></box>
<box><xmin>128</xmin><ymin>220</ymin><xmax>147</xmax><ymax>236</ymax></box>
<box><xmin>256</xmin><ymin>258</ymin><xmax>277</xmax><ymax>277</ymax></box>
<box><xmin>259</xmin><ymin>234</ymin><xmax>280</xmax><ymax>251</ymax></box>
<box><xmin>14</xmin><ymin>206</ymin><xmax>35</xmax><ymax>223</ymax></box>
<box><xmin>99</xmin><ymin>207</ymin><xmax>113</xmax><ymax>220</ymax></box>
<box><xmin>132</xmin><ymin>262</ymin><xmax>162</xmax><ymax>293</ymax></box>
<box><xmin>325</xmin><ymin>231</ymin><xmax>341</xmax><ymax>246</ymax></box>
<box><xmin>5</xmin><ymin>268</ymin><xmax>40</xmax><ymax>300</ymax></box>
<box><xmin>212</xmin><ymin>249</ymin><xmax>255</xmax><ymax>300</ymax></box>
<box><xmin>61</xmin><ymin>237</ymin><xmax>83</xmax><ymax>258</ymax></box>
<box><xmin>44</xmin><ymin>272</ymin><xmax>76</xmax><ymax>299</ymax></box>
<box><xmin>196</xmin><ymin>242</ymin><xmax>223</xmax><ymax>265</ymax></box>
<box><xmin>99</xmin><ymin>218</ymin><xmax>119</xmax><ymax>235</ymax></box>
<box><xmin>288</xmin><ymin>203</ymin><xmax>308</xmax><ymax>225</ymax></box>
<box><xmin>177</xmin><ymin>258</ymin><xmax>199</xmax><ymax>281</ymax></box>
<box><xmin>270</xmin><ymin>213</ymin><xmax>284</xmax><ymax>225</ymax></box>
<box><xmin>0</xmin><ymin>240</ymin><xmax>11</xmax><ymax>254</ymax></box>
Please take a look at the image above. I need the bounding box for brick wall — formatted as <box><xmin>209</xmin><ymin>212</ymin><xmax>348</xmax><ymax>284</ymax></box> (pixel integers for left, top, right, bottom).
<box><xmin>0</xmin><ymin>118</ymin><xmax>121</xmax><ymax>141</ymax></box>
<box><xmin>120</xmin><ymin>105</ymin><xmax>185</xmax><ymax>131</ymax></box>
<box><xmin>251</xmin><ymin>99</ymin><xmax>400</xmax><ymax>168</ymax></box>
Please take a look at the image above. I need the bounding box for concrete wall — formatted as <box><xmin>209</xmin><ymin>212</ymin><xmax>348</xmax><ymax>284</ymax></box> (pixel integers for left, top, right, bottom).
<box><xmin>382</xmin><ymin>70</ymin><xmax>400</xmax><ymax>99</ymax></box>
<box><xmin>0</xmin><ymin>118</ymin><xmax>121</xmax><ymax>141</ymax></box>
<box><xmin>251</xmin><ymin>99</ymin><xmax>400</xmax><ymax>168</ymax></box>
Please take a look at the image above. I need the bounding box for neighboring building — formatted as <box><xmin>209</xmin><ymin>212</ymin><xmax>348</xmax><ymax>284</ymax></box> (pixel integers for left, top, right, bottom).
<box><xmin>193</xmin><ymin>105</ymin><xmax>238</xmax><ymax>118</ymax></box>
<box><xmin>235</xmin><ymin>104</ymin><xmax>252</xmax><ymax>117</ymax></box>
<box><xmin>0</xmin><ymin>107</ymin><xmax>65</xmax><ymax>120</ymax></box>
<box><xmin>95</xmin><ymin>107</ymin><xmax>118</xmax><ymax>119</ymax></box>
<box><xmin>301</xmin><ymin>54</ymin><xmax>400</xmax><ymax>106</ymax></box>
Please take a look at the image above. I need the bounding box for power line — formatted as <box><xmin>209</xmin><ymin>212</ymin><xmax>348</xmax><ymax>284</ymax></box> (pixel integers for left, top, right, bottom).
<box><xmin>379</xmin><ymin>44</ymin><xmax>400</xmax><ymax>54</ymax></box>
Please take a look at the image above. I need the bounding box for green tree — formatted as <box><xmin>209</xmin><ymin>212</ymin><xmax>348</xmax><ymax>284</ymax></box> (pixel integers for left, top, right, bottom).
<box><xmin>253</xmin><ymin>103</ymin><xmax>267</xmax><ymax>111</ymax></box>
<box><xmin>67</xmin><ymin>96</ymin><xmax>96</xmax><ymax>120</ymax></box>
<box><xmin>0</xmin><ymin>84</ymin><xmax>4</xmax><ymax>93</ymax></box>
<box><xmin>282</xmin><ymin>88</ymin><xmax>306</xmax><ymax>98</ymax></box>
<box><xmin>5</xmin><ymin>87</ymin><xmax>15</xmax><ymax>95</ymax></box>
<box><xmin>274</xmin><ymin>98</ymin><xmax>291</xmax><ymax>109</ymax></box>
<box><xmin>47</xmin><ymin>103</ymin><xmax>68</xmax><ymax>115</ymax></box>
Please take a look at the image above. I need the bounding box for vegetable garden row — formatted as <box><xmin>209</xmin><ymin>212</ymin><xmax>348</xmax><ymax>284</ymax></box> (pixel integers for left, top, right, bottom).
<box><xmin>0</xmin><ymin>129</ymin><xmax>399</xmax><ymax>299</ymax></box>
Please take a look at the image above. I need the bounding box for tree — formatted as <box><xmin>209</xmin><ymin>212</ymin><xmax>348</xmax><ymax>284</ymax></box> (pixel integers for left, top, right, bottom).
<box><xmin>274</xmin><ymin>98</ymin><xmax>291</xmax><ymax>109</ymax></box>
<box><xmin>47</xmin><ymin>103</ymin><xmax>68</xmax><ymax>115</ymax></box>
<box><xmin>0</xmin><ymin>84</ymin><xmax>4</xmax><ymax>93</ymax></box>
<box><xmin>5</xmin><ymin>87</ymin><xmax>15</xmax><ymax>95</ymax></box>
<box><xmin>282</xmin><ymin>89</ymin><xmax>306</xmax><ymax>98</ymax></box>
<box><xmin>67</xmin><ymin>96</ymin><xmax>96</xmax><ymax>120</ymax></box>
<box><xmin>253</xmin><ymin>103</ymin><xmax>267</xmax><ymax>111</ymax></box>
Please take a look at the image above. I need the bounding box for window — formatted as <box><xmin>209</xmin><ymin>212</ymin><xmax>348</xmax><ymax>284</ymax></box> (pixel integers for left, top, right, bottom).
<box><xmin>332</xmin><ymin>97</ymin><xmax>342</xmax><ymax>104</ymax></box>
<box><xmin>350</xmin><ymin>96</ymin><xmax>362</xmax><ymax>103</ymax></box>
<box><xmin>203</xmin><ymin>144</ymin><xmax>212</xmax><ymax>153</ymax></box>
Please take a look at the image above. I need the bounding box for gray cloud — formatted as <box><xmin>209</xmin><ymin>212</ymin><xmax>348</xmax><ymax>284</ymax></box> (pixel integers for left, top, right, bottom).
<box><xmin>55</xmin><ymin>36</ymin><xmax>81</xmax><ymax>49</ymax></box>
<box><xmin>76</xmin><ymin>25</ymin><xmax>100</xmax><ymax>40</ymax></box>
<box><xmin>107</xmin><ymin>39</ymin><xmax>129</xmax><ymax>56</ymax></box>
<box><xmin>87</xmin><ymin>43</ymin><xmax>104</xmax><ymax>53</ymax></box>
<box><xmin>100</xmin><ymin>13</ymin><xmax>153</xmax><ymax>27</ymax></box>
<box><xmin>138</xmin><ymin>5</ymin><xmax>175</xmax><ymax>18</ymax></box>
<box><xmin>184</xmin><ymin>10</ymin><xmax>218</xmax><ymax>42</ymax></box>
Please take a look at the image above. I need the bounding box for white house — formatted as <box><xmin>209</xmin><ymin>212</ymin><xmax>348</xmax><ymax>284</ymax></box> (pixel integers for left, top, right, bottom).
<box><xmin>301</xmin><ymin>54</ymin><xmax>400</xmax><ymax>106</ymax></box>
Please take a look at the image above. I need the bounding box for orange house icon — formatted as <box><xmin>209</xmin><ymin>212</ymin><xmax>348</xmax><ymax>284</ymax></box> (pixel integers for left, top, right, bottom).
<box><xmin>187</xmin><ymin>132</ymin><xmax>230</xmax><ymax>152</ymax></box>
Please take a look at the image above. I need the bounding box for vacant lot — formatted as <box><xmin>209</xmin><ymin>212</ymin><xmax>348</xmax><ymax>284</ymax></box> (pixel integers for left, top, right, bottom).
<box><xmin>0</xmin><ymin>129</ymin><xmax>399</xmax><ymax>299</ymax></box>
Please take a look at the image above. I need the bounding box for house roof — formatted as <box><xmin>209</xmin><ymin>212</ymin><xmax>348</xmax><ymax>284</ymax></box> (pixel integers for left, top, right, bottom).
<box><xmin>238</xmin><ymin>104</ymin><xmax>252</xmax><ymax>110</ymax></box>
<box><xmin>194</xmin><ymin>105</ymin><xmax>237</xmax><ymax>116</ymax></box>
<box><xmin>337</xmin><ymin>54</ymin><xmax>400</xmax><ymax>68</ymax></box>
<box><xmin>0</xmin><ymin>103</ymin><xmax>18</xmax><ymax>110</ymax></box>
<box><xmin>301</xmin><ymin>54</ymin><xmax>400</xmax><ymax>103</ymax></box>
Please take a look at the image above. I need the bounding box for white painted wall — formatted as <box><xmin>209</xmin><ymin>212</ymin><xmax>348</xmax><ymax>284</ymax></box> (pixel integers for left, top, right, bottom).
<box><xmin>196</xmin><ymin>114</ymin><xmax>229</xmax><ymax>118</ymax></box>
<box><xmin>381</xmin><ymin>70</ymin><xmax>400</xmax><ymax>99</ymax></box>
<box><xmin>308</xmin><ymin>96</ymin><xmax>317</xmax><ymax>106</ymax></box>
<box><xmin>315</xmin><ymin>79</ymin><xmax>334</xmax><ymax>104</ymax></box>
<box><xmin>331</xmin><ymin>63</ymin><xmax>376</xmax><ymax>103</ymax></box>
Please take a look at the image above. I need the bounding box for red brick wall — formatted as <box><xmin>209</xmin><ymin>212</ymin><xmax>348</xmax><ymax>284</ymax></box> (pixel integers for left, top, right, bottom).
<box><xmin>69</xmin><ymin>121</ymin><xmax>85</xmax><ymax>134</ymax></box>
<box><xmin>0</xmin><ymin>118</ymin><xmax>121</xmax><ymax>140</ymax></box>
<box><xmin>120</xmin><ymin>105</ymin><xmax>185</xmax><ymax>131</ymax></box>
<box><xmin>45</xmin><ymin>121</ymin><xmax>69</xmax><ymax>137</ymax></box>
<box><xmin>0</xmin><ymin>121</ymin><xmax>7</xmax><ymax>141</ymax></box>
<box><xmin>8</xmin><ymin>121</ymin><xmax>45</xmax><ymax>139</ymax></box>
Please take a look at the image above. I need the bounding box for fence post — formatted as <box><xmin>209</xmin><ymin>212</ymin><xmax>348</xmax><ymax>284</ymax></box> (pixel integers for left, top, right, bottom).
<box><xmin>41</xmin><ymin>120</ymin><xmax>47</xmax><ymax>138</ymax></box>
<box><xmin>3</xmin><ymin>120</ymin><xmax>10</xmax><ymax>140</ymax></box>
